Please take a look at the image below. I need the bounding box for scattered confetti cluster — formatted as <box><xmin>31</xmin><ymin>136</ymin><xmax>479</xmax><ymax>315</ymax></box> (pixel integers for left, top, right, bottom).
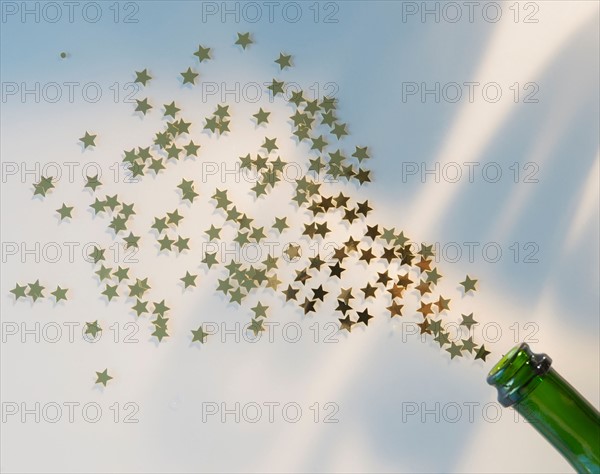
<box><xmin>18</xmin><ymin>33</ymin><xmax>492</xmax><ymax>387</ymax></box>
<box><xmin>10</xmin><ymin>281</ymin><xmax>69</xmax><ymax>302</ymax></box>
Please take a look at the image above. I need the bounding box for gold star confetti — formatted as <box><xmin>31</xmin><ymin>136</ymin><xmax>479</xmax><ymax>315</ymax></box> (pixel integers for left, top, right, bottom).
<box><xmin>11</xmin><ymin>30</ymin><xmax>494</xmax><ymax>392</ymax></box>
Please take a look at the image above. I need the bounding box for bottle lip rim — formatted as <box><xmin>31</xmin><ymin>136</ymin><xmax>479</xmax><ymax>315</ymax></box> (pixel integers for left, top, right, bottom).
<box><xmin>487</xmin><ymin>342</ymin><xmax>552</xmax><ymax>407</ymax></box>
<box><xmin>487</xmin><ymin>342</ymin><xmax>525</xmax><ymax>381</ymax></box>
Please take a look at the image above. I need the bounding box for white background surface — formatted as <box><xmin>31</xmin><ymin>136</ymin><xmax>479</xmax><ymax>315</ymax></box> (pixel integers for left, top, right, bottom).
<box><xmin>1</xmin><ymin>1</ymin><xmax>599</xmax><ymax>472</ymax></box>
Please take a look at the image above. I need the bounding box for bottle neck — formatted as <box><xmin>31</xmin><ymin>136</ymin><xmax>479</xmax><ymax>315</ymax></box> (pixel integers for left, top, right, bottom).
<box><xmin>488</xmin><ymin>343</ymin><xmax>600</xmax><ymax>473</ymax></box>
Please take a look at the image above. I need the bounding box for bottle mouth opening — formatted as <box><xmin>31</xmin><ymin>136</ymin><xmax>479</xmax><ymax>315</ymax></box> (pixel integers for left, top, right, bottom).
<box><xmin>487</xmin><ymin>342</ymin><xmax>552</xmax><ymax>407</ymax></box>
<box><xmin>488</xmin><ymin>343</ymin><xmax>522</xmax><ymax>380</ymax></box>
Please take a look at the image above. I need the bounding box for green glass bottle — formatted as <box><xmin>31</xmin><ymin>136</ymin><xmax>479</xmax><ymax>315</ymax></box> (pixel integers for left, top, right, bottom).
<box><xmin>487</xmin><ymin>343</ymin><xmax>600</xmax><ymax>473</ymax></box>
